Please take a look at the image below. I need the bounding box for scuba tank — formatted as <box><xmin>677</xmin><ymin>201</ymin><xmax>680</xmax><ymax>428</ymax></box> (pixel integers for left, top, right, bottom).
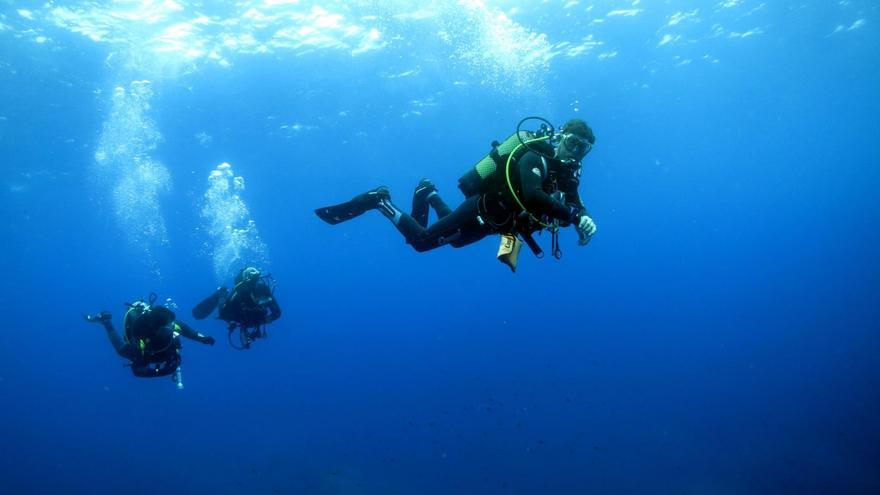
<box><xmin>123</xmin><ymin>299</ymin><xmax>152</xmax><ymax>347</ymax></box>
<box><xmin>458</xmin><ymin>117</ymin><xmax>558</xmax><ymax>198</ymax></box>
<box><xmin>123</xmin><ymin>294</ymin><xmax>180</xmax><ymax>359</ymax></box>
<box><xmin>458</xmin><ymin>130</ymin><xmax>537</xmax><ymax>197</ymax></box>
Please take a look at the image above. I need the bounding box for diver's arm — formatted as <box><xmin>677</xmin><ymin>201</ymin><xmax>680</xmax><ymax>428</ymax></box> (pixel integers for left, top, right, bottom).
<box><xmin>174</xmin><ymin>320</ymin><xmax>216</xmax><ymax>345</ymax></box>
<box><xmin>560</xmin><ymin>176</ymin><xmax>589</xmax><ymax>217</ymax></box>
<box><xmin>517</xmin><ymin>154</ymin><xmax>572</xmax><ymax>221</ymax></box>
<box><xmin>561</xmin><ymin>176</ymin><xmax>596</xmax><ymax>243</ymax></box>
<box><xmin>265</xmin><ymin>297</ymin><xmax>281</xmax><ymax>323</ymax></box>
<box><xmin>217</xmin><ymin>294</ymin><xmax>239</xmax><ymax>322</ymax></box>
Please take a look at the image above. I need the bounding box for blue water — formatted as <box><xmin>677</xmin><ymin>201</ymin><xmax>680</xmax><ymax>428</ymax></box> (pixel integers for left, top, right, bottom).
<box><xmin>1</xmin><ymin>2</ymin><xmax>878</xmax><ymax>494</ymax></box>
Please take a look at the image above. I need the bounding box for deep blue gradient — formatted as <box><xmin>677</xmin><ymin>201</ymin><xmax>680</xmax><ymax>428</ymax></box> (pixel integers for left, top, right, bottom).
<box><xmin>1</xmin><ymin>2</ymin><xmax>878</xmax><ymax>494</ymax></box>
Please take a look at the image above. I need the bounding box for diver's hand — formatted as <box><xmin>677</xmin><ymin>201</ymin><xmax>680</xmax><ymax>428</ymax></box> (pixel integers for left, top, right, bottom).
<box><xmin>576</xmin><ymin>214</ymin><xmax>596</xmax><ymax>246</ymax></box>
<box><xmin>84</xmin><ymin>311</ymin><xmax>112</xmax><ymax>324</ymax></box>
<box><xmin>202</xmin><ymin>336</ymin><xmax>216</xmax><ymax>346</ymax></box>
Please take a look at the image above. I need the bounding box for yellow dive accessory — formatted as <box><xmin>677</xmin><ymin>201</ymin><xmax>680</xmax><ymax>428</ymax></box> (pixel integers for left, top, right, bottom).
<box><xmin>496</xmin><ymin>234</ymin><xmax>523</xmax><ymax>272</ymax></box>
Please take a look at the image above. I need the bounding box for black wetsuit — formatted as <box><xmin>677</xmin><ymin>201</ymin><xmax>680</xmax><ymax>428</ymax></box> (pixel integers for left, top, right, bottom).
<box><xmin>99</xmin><ymin>318</ymin><xmax>210</xmax><ymax>377</ymax></box>
<box><xmin>218</xmin><ymin>281</ymin><xmax>281</xmax><ymax>331</ymax></box>
<box><xmin>395</xmin><ymin>151</ymin><xmax>588</xmax><ymax>252</ymax></box>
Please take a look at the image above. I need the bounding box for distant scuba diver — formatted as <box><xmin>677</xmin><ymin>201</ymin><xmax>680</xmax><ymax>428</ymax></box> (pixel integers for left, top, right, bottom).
<box><xmin>315</xmin><ymin>117</ymin><xmax>598</xmax><ymax>271</ymax></box>
<box><xmin>191</xmin><ymin>266</ymin><xmax>282</xmax><ymax>350</ymax></box>
<box><xmin>84</xmin><ymin>293</ymin><xmax>215</xmax><ymax>386</ymax></box>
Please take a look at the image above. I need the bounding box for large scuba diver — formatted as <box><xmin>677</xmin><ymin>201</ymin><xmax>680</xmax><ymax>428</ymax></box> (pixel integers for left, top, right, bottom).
<box><xmin>315</xmin><ymin>117</ymin><xmax>598</xmax><ymax>271</ymax></box>
<box><xmin>84</xmin><ymin>293</ymin><xmax>215</xmax><ymax>388</ymax></box>
<box><xmin>191</xmin><ymin>266</ymin><xmax>282</xmax><ymax>350</ymax></box>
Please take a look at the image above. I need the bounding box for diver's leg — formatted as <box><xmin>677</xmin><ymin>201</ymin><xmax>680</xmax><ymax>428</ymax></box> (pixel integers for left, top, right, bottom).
<box><xmin>411</xmin><ymin>179</ymin><xmax>452</xmax><ymax>227</ymax></box>
<box><xmin>430</xmin><ymin>193</ymin><xmax>453</xmax><ymax>219</ymax></box>
<box><xmin>411</xmin><ymin>179</ymin><xmax>433</xmax><ymax>228</ymax></box>
<box><xmin>99</xmin><ymin>317</ymin><xmax>135</xmax><ymax>360</ymax></box>
<box><xmin>422</xmin><ymin>195</ymin><xmax>488</xmax><ymax>248</ymax></box>
<box><xmin>379</xmin><ymin>195</ymin><xmax>485</xmax><ymax>252</ymax></box>
<box><xmin>321</xmin><ymin>186</ymin><xmax>481</xmax><ymax>252</ymax></box>
<box><xmin>191</xmin><ymin>287</ymin><xmax>228</xmax><ymax>320</ymax></box>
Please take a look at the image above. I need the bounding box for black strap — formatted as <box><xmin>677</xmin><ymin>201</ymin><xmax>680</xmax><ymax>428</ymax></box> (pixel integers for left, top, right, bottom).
<box><xmin>520</xmin><ymin>231</ymin><xmax>544</xmax><ymax>259</ymax></box>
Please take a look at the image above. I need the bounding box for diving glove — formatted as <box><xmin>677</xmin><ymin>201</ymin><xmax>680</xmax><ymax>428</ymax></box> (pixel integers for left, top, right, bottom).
<box><xmin>84</xmin><ymin>311</ymin><xmax>112</xmax><ymax>323</ymax></box>
<box><xmin>575</xmin><ymin>214</ymin><xmax>597</xmax><ymax>245</ymax></box>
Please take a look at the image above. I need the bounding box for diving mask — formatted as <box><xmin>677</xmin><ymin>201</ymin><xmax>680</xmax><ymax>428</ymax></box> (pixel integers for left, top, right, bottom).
<box><xmin>561</xmin><ymin>133</ymin><xmax>592</xmax><ymax>159</ymax></box>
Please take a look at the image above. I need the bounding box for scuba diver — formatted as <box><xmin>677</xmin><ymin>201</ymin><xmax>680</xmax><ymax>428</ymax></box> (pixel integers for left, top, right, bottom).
<box><xmin>191</xmin><ymin>266</ymin><xmax>282</xmax><ymax>350</ymax></box>
<box><xmin>84</xmin><ymin>293</ymin><xmax>215</xmax><ymax>385</ymax></box>
<box><xmin>315</xmin><ymin>117</ymin><xmax>598</xmax><ymax>271</ymax></box>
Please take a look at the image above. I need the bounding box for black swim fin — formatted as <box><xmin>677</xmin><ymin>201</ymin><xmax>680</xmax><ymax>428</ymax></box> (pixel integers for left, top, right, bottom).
<box><xmin>315</xmin><ymin>187</ymin><xmax>390</xmax><ymax>225</ymax></box>
<box><xmin>192</xmin><ymin>287</ymin><xmax>228</xmax><ymax>320</ymax></box>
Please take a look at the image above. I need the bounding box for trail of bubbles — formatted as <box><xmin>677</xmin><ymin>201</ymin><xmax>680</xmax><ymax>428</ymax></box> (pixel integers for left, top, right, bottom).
<box><xmin>94</xmin><ymin>80</ymin><xmax>171</xmax><ymax>273</ymax></box>
<box><xmin>433</xmin><ymin>1</ymin><xmax>552</xmax><ymax>93</ymax></box>
<box><xmin>202</xmin><ymin>162</ymin><xmax>268</xmax><ymax>281</ymax></box>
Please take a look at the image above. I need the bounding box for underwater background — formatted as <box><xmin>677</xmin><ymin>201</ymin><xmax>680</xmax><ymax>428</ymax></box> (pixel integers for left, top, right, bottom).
<box><xmin>1</xmin><ymin>1</ymin><xmax>878</xmax><ymax>494</ymax></box>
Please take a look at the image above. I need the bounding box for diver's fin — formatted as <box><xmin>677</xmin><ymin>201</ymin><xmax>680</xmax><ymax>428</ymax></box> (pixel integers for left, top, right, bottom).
<box><xmin>315</xmin><ymin>201</ymin><xmax>369</xmax><ymax>225</ymax></box>
<box><xmin>192</xmin><ymin>287</ymin><xmax>228</xmax><ymax>320</ymax></box>
<box><xmin>315</xmin><ymin>187</ymin><xmax>390</xmax><ymax>225</ymax></box>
